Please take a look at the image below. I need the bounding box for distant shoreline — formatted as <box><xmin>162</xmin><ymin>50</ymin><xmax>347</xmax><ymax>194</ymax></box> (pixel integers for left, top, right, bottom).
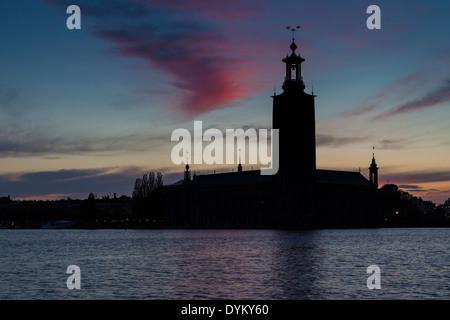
<box><xmin>2</xmin><ymin>218</ymin><xmax>449</xmax><ymax>230</ymax></box>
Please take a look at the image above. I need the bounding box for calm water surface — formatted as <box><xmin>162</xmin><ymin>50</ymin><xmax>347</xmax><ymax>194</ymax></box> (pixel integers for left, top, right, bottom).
<box><xmin>0</xmin><ymin>228</ymin><xmax>449</xmax><ymax>299</ymax></box>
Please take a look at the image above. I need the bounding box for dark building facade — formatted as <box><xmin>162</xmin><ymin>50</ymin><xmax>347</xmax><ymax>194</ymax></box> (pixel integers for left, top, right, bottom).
<box><xmin>159</xmin><ymin>37</ymin><xmax>379</xmax><ymax>228</ymax></box>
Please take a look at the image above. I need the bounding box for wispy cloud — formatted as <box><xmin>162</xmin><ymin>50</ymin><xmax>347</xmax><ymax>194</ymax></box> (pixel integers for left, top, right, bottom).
<box><xmin>0</xmin><ymin>122</ymin><xmax>170</xmax><ymax>158</ymax></box>
<box><xmin>42</xmin><ymin>0</ymin><xmax>266</xmax><ymax>116</ymax></box>
<box><xmin>397</xmin><ymin>184</ymin><xmax>448</xmax><ymax>205</ymax></box>
<box><xmin>398</xmin><ymin>184</ymin><xmax>441</xmax><ymax>193</ymax></box>
<box><xmin>340</xmin><ymin>105</ymin><xmax>376</xmax><ymax>118</ymax></box>
<box><xmin>398</xmin><ymin>184</ymin><xmax>423</xmax><ymax>190</ymax></box>
<box><xmin>316</xmin><ymin>134</ymin><xmax>368</xmax><ymax>147</ymax></box>
<box><xmin>385</xmin><ymin>171</ymin><xmax>450</xmax><ymax>204</ymax></box>
<box><xmin>0</xmin><ymin>166</ymin><xmax>183</xmax><ymax>200</ymax></box>
<box><xmin>337</xmin><ymin>71</ymin><xmax>450</xmax><ymax>124</ymax></box>
<box><xmin>389</xmin><ymin>170</ymin><xmax>450</xmax><ymax>184</ymax></box>
<box><xmin>0</xmin><ymin>166</ymin><xmax>140</xmax><ymax>199</ymax></box>
<box><xmin>373</xmin><ymin>79</ymin><xmax>450</xmax><ymax>121</ymax></box>
<box><xmin>339</xmin><ymin>73</ymin><xmax>425</xmax><ymax>120</ymax></box>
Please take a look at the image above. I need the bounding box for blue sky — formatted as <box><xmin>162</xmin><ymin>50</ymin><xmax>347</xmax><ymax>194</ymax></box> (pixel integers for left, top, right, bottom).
<box><xmin>1</xmin><ymin>0</ymin><xmax>450</xmax><ymax>204</ymax></box>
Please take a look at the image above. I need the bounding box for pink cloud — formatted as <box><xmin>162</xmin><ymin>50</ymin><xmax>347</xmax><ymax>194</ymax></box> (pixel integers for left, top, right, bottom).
<box><xmin>42</xmin><ymin>0</ymin><xmax>268</xmax><ymax>116</ymax></box>
<box><xmin>97</xmin><ymin>27</ymin><xmax>261</xmax><ymax>116</ymax></box>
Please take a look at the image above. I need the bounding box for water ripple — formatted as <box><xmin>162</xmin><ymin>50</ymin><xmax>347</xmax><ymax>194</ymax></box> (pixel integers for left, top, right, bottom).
<box><xmin>0</xmin><ymin>228</ymin><xmax>449</xmax><ymax>299</ymax></box>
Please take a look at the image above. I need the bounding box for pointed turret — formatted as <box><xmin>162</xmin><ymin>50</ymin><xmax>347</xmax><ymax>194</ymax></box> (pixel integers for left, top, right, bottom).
<box><xmin>281</xmin><ymin>36</ymin><xmax>306</xmax><ymax>92</ymax></box>
<box><xmin>369</xmin><ymin>146</ymin><xmax>378</xmax><ymax>187</ymax></box>
<box><xmin>237</xmin><ymin>149</ymin><xmax>243</xmax><ymax>173</ymax></box>
<box><xmin>184</xmin><ymin>163</ymin><xmax>191</xmax><ymax>183</ymax></box>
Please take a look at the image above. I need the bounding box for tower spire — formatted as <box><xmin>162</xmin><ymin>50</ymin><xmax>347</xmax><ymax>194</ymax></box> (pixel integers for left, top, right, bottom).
<box><xmin>184</xmin><ymin>151</ymin><xmax>191</xmax><ymax>182</ymax></box>
<box><xmin>282</xmin><ymin>26</ymin><xmax>305</xmax><ymax>92</ymax></box>
<box><xmin>369</xmin><ymin>146</ymin><xmax>378</xmax><ymax>187</ymax></box>
<box><xmin>237</xmin><ymin>149</ymin><xmax>243</xmax><ymax>173</ymax></box>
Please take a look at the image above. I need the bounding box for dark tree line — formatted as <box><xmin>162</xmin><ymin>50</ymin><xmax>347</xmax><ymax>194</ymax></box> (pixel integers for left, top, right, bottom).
<box><xmin>132</xmin><ymin>172</ymin><xmax>163</xmax><ymax>198</ymax></box>
<box><xmin>378</xmin><ymin>184</ymin><xmax>449</xmax><ymax>226</ymax></box>
<box><xmin>0</xmin><ymin>193</ymin><xmax>131</xmax><ymax>229</ymax></box>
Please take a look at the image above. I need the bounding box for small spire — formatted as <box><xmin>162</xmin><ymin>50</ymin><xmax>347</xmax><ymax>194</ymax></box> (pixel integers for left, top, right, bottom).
<box><xmin>370</xmin><ymin>146</ymin><xmax>377</xmax><ymax>166</ymax></box>
<box><xmin>237</xmin><ymin>149</ymin><xmax>243</xmax><ymax>173</ymax></box>
<box><xmin>369</xmin><ymin>146</ymin><xmax>379</xmax><ymax>186</ymax></box>
<box><xmin>286</xmin><ymin>26</ymin><xmax>300</xmax><ymax>54</ymax></box>
<box><xmin>282</xmin><ymin>25</ymin><xmax>305</xmax><ymax>92</ymax></box>
<box><xmin>184</xmin><ymin>152</ymin><xmax>191</xmax><ymax>182</ymax></box>
<box><xmin>371</xmin><ymin>146</ymin><xmax>377</xmax><ymax>165</ymax></box>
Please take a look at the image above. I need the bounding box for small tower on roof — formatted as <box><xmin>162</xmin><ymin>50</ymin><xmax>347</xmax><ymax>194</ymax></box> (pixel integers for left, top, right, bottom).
<box><xmin>237</xmin><ymin>149</ymin><xmax>243</xmax><ymax>173</ymax></box>
<box><xmin>369</xmin><ymin>146</ymin><xmax>378</xmax><ymax>187</ymax></box>
<box><xmin>184</xmin><ymin>163</ymin><xmax>191</xmax><ymax>183</ymax></box>
<box><xmin>282</xmin><ymin>26</ymin><xmax>306</xmax><ymax>92</ymax></box>
<box><xmin>184</xmin><ymin>154</ymin><xmax>191</xmax><ymax>183</ymax></box>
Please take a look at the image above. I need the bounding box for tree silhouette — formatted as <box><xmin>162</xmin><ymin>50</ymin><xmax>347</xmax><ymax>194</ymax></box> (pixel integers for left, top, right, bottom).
<box><xmin>156</xmin><ymin>172</ymin><xmax>163</xmax><ymax>188</ymax></box>
<box><xmin>131</xmin><ymin>172</ymin><xmax>164</xmax><ymax>225</ymax></box>
<box><xmin>132</xmin><ymin>178</ymin><xmax>143</xmax><ymax>198</ymax></box>
<box><xmin>132</xmin><ymin>172</ymin><xmax>163</xmax><ymax>199</ymax></box>
<box><xmin>378</xmin><ymin>184</ymin><xmax>433</xmax><ymax>220</ymax></box>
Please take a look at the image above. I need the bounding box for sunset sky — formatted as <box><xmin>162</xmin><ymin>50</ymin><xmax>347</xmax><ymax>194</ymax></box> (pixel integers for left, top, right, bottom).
<box><xmin>1</xmin><ymin>0</ymin><xmax>450</xmax><ymax>204</ymax></box>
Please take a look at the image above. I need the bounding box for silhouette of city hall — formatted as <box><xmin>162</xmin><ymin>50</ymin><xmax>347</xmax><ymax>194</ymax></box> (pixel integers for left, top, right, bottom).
<box><xmin>160</xmin><ymin>36</ymin><xmax>379</xmax><ymax>228</ymax></box>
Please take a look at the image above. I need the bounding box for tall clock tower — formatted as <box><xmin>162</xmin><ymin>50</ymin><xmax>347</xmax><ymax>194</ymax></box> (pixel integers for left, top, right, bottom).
<box><xmin>272</xmin><ymin>33</ymin><xmax>316</xmax><ymax>221</ymax></box>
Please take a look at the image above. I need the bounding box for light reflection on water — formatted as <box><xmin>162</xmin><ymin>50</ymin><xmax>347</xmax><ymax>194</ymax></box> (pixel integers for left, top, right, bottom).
<box><xmin>0</xmin><ymin>228</ymin><xmax>449</xmax><ymax>299</ymax></box>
